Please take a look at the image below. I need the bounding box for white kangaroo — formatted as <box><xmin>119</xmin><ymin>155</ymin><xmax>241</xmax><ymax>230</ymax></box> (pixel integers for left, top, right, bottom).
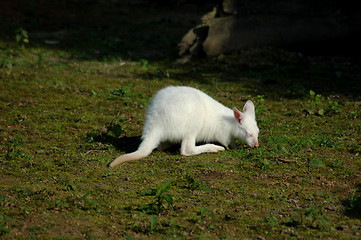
<box><xmin>109</xmin><ymin>86</ymin><xmax>259</xmax><ymax>167</ymax></box>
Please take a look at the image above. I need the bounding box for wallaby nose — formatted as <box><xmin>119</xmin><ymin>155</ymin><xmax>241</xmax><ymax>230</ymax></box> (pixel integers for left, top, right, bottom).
<box><xmin>254</xmin><ymin>141</ymin><xmax>259</xmax><ymax>148</ymax></box>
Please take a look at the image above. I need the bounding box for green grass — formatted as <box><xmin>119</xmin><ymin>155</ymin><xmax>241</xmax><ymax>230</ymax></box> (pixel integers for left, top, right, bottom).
<box><xmin>1</xmin><ymin>42</ymin><xmax>361</xmax><ymax>239</ymax></box>
<box><xmin>1</xmin><ymin>3</ymin><xmax>361</xmax><ymax>238</ymax></box>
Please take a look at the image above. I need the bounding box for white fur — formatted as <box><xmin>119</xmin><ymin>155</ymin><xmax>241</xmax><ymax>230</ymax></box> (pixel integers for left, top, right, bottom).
<box><xmin>109</xmin><ymin>86</ymin><xmax>259</xmax><ymax>167</ymax></box>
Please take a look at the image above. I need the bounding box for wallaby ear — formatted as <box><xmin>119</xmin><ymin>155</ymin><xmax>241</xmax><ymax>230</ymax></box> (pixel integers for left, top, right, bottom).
<box><xmin>243</xmin><ymin>100</ymin><xmax>255</xmax><ymax>118</ymax></box>
<box><xmin>233</xmin><ymin>107</ymin><xmax>244</xmax><ymax>123</ymax></box>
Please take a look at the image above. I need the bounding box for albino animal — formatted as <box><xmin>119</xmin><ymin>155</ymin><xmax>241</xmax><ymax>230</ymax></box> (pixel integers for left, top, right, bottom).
<box><xmin>109</xmin><ymin>86</ymin><xmax>259</xmax><ymax>167</ymax></box>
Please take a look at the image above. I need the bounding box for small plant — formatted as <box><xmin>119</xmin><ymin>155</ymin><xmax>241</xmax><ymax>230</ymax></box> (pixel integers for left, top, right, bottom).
<box><xmin>284</xmin><ymin>215</ymin><xmax>299</xmax><ymax>227</ymax></box>
<box><xmin>183</xmin><ymin>173</ymin><xmax>211</xmax><ymax>192</ymax></box>
<box><xmin>155</xmin><ymin>67</ymin><xmax>170</xmax><ymax>78</ymax></box>
<box><xmin>0</xmin><ymin>56</ymin><xmax>14</xmax><ymax>74</ymax></box>
<box><xmin>309</xmin><ymin>90</ymin><xmax>322</xmax><ymax>105</ymax></box>
<box><xmin>132</xmin><ymin>213</ymin><xmax>160</xmax><ymax>234</ymax></box>
<box><xmin>255</xmin><ymin>95</ymin><xmax>267</xmax><ymax>115</ymax></box>
<box><xmin>307</xmin><ymin>90</ymin><xmax>324</xmax><ymax>115</ymax></box>
<box><xmin>327</xmin><ymin>100</ymin><xmax>342</xmax><ymax>115</ymax></box>
<box><xmin>86</xmin><ymin>120</ymin><xmax>124</xmax><ymax>144</ymax></box>
<box><xmin>249</xmin><ymin>148</ymin><xmax>270</xmax><ymax>170</ymax></box>
<box><xmin>302</xmin><ymin>206</ymin><xmax>331</xmax><ymax>230</ymax></box>
<box><xmin>0</xmin><ymin>29</ymin><xmax>29</xmax><ymax>74</ymax></box>
<box><xmin>0</xmin><ymin>214</ymin><xmax>12</xmax><ymax>236</ymax></box>
<box><xmin>345</xmin><ymin>186</ymin><xmax>361</xmax><ymax>218</ymax></box>
<box><xmin>306</xmin><ymin>91</ymin><xmax>343</xmax><ymax>116</ymax></box>
<box><xmin>309</xmin><ymin>158</ymin><xmax>326</xmax><ymax>168</ymax></box>
<box><xmin>149</xmin><ymin>215</ymin><xmax>159</xmax><ymax>233</ymax></box>
<box><xmin>259</xmin><ymin>158</ymin><xmax>270</xmax><ymax>170</ymax></box>
<box><xmin>187</xmin><ymin>206</ymin><xmax>213</xmax><ymax>231</ymax></box>
<box><xmin>107</xmin><ymin>87</ymin><xmax>131</xmax><ymax>100</ymax></box>
<box><xmin>138</xmin><ymin>180</ymin><xmax>174</xmax><ymax>215</ymax></box>
<box><xmin>197</xmin><ymin>207</ymin><xmax>212</xmax><ymax>223</ymax></box>
<box><xmin>15</xmin><ymin>28</ymin><xmax>29</xmax><ymax>47</ymax></box>
<box><xmin>263</xmin><ymin>214</ymin><xmax>278</xmax><ymax>231</ymax></box>
<box><xmin>54</xmin><ymin>197</ymin><xmax>69</xmax><ymax>210</ymax></box>
<box><xmin>109</xmin><ymin>124</ymin><xmax>123</xmax><ymax>139</ymax></box>
<box><xmin>86</xmin><ymin>129</ymin><xmax>100</xmax><ymax>143</ymax></box>
<box><xmin>107</xmin><ymin>114</ymin><xmax>128</xmax><ymax>139</ymax></box>
<box><xmin>4</xmin><ymin>136</ymin><xmax>24</xmax><ymax>160</ymax></box>
<box><xmin>50</xmin><ymin>193</ymin><xmax>99</xmax><ymax>212</ymax></box>
<box><xmin>91</xmin><ymin>90</ymin><xmax>102</xmax><ymax>97</ymax></box>
<box><xmin>140</xmin><ymin>59</ymin><xmax>149</xmax><ymax>70</ymax></box>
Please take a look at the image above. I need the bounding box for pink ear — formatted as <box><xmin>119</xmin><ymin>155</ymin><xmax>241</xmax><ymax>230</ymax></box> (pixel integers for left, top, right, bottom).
<box><xmin>243</xmin><ymin>100</ymin><xmax>255</xmax><ymax>117</ymax></box>
<box><xmin>233</xmin><ymin>107</ymin><xmax>244</xmax><ymax>123</ymax></box>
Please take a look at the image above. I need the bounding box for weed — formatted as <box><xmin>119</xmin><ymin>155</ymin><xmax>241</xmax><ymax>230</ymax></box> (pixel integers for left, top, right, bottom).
<box><xmin>0</xmin><ymin>29</ymin><xmax>29</xmax><ymax>74</ymax></box>
<box><xmin>90</xmin><ymin>90</ymin><xmax>100</xmax><ymax>97</ymax></box>
<box><xmin>87</xmin><ymin>117</ymin><xmax>125</xmax><ymax>143</ymax></box>
<box><xmin>4</xmin><ymin>135</ymin><xmax>24</xmax><ymax>160</ymax></box>
<box><xmin>331</xmin><ymin>159</ymin><xmax>344</xmax><ymax>169</ymax></box>
<box><xmin>309</xmin><ymin>158</ymin><xmax>326</xmax><ymax>168</ymax></box>
<box><xmin>259</xmin><ymin>158</ymin><xmax>270</xmax><ymax>170</ymax></box>
<box><xmin>255</xmin><ymin>95</ymin><xmax>268</xmax><ymax>116</ymax></box>
<box><xmin>132</xmin><ymin>213</ymin><xmax>161</xmax><ymax>234</ymax></box>
<box><xmin>107</xmin><ymin>87</ymin><xmax>131</xmax><ymax>100</ymax></box>
<box><xmin>306</xmin><ymin>90</ymin><xmax>343</xmax><ymax>116</ymax></box>
<box><xmin>155</xmin><ymin>67</ymin><xmax>170</xmax><ymax>78</ymax></box>
<box><xmin>327</xmin><ymin>100</ymin><xmax>342</xmax><ymax>115</ymax></box>
<box><xmin>183</xmin><ymin>173</ymin><xmax>211</xmax><ymax>192</ymax></box>
<box><xmin>109</xmin><ymin>124</ymin><xmax>123</xmax><ymax>139</ymax></box>
<box><xmin>197</xmin><ymin>207</ymin><xmax>212</xmax><ymax>222</ymax></box>
<box><xmin>247</xmin><ymin>148</ymin><xmax>271</xmax><ymax>170</ymax></box>
<box><xmin>307</xmin><ymin>90</ymin><xmax>324</xmax><ymax>115</ymax></box>
<box><xmin>309</xmin><ymin>90</ymin><xmax>322</xmax><ymax>105</ymax></box>
<box><xmin>138</xmin><ymin>181</ymin><xmax>174</xmax><ymax>215</ymax></box>
<box><xmin>86</xmin><ymin>129</ymin><xmax>101</xmax><ymax>143</ymax></box>
<box><xmin>349</xmin><ymin>190</ymin><xmax>361</xmax><ymax>212</ymax></box>
<box><xmin>302</xmin><ymin>206</ymin><xmax>332</xmax><ymax>231</ymax></box>
<box><xmin>263</xmin><ymin>214</ymin><xmax>278</xmax><ymax>230</ymax></box>
<box><xmin>149</xmin><ymin>215</ymin><xmax>159</xmax><ymax>233</ymax></box>
<box><xmin>0</xmin><ymin>56</ymin><xmax>14</xmax><ymax>74</ymax></box>
<box><xmin>344</xmin><ymin>185</ymin><xmax>361</xmax><ymax>218</ymax></box>
<box><xmin>140</xmin><ymin>59</ymin><xmax>149</xmax><ymax>70</ymax></box>
<box><xmin>284</xmin><ymin>215</ymin><xmax>299</xmax><ymax>227</ymax></box>
<box><xmin>0</xmin><ymin>214</ymin><xmax>12</xmax><ymax>236</ymax></box>
<box><xmin>49</xmin><ymin>193</ymin><xmax>100</xmax><ymax>212</ymax></box>
<box><xmin>15</xmin><ymin>28</ymin><xmax>29</xmax><ymax>46</ymax></box>
<box><xmin>283</xmin><ymin>205</ymin><xmax>333</xmax><ymax>232</ymax></box>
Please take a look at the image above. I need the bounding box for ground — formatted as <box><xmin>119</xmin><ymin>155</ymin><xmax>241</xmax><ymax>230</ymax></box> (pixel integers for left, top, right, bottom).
<box><xmin>1</xmin><ymin>1</ymin><xmax>361</xmax><ymax>239</ymax></box>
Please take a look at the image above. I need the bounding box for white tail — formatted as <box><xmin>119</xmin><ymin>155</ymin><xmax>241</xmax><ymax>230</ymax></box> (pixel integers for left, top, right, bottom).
<box><xmin>109</xmin><ymin>132</ymin><xmax>160</xmax><ymax>167</ymax></box>
<box><xmin>109</xmin><ymin>149</ymin><xmax>149</xmax><ymax>167</ymax></box>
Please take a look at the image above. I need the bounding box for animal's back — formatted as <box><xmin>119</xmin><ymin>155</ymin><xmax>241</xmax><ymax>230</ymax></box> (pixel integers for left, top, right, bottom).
<box><xmin>142</xmin><ymin>86</ymin><xmax>227</xmax><ymax>142</ymax></box>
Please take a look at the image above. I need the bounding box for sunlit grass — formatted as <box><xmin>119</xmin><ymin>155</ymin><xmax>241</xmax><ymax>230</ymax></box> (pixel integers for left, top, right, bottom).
<box><xmin>1</xmin><ymin>40</ymin><xmax>361</xmax><ymax>239</ymax></box>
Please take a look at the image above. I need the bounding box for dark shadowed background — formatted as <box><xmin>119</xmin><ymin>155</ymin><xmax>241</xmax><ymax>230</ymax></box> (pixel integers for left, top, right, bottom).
<box><xmin>1</xmin><ymin>0</ymin><xmax>360</xmax><ymax>96</ymax></box>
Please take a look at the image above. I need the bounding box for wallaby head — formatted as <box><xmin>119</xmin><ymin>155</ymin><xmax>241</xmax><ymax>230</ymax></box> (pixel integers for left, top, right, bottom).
<box><xmin>233</xmin><ymin>100</ymin><xmax>259</xmax><ymax>148</ymax></box>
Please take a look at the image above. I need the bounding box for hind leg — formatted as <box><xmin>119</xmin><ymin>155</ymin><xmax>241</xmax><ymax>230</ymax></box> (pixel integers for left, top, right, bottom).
<box><xmin>180</xmin><ymin>137</ymin><xmax>225</xmax><ymax>156</ymax></box>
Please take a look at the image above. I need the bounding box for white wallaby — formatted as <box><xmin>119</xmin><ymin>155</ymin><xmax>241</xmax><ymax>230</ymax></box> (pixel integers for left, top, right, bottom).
<box><xmin>109</xmin><ymin>86</ymin><xmax>259</xmax><ymax>167</ymax></box>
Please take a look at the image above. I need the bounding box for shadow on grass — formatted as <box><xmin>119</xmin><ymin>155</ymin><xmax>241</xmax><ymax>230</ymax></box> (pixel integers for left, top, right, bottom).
<box><xmin>87</xmin><ymin>128</ymin><xmax>141</xmax><ymax>153</ymax></box>
<box><xmin>343</xmin><ymin>184</ymin><xmax>361</xmax><ymax>220</ymax></box>
<box><xmin>0</xmin><ymin>0</ymin><xmax>205</xmax><ymax>61</ymax></box>
<box><xmin>133</xmin><ymin>49</ymin><xmax>361</xmax><ymax>99</ymax></box>
<box><xmin>87</xmin><ymin>129</ymin><xmax>186</xmax><ymax>158</ymax></box>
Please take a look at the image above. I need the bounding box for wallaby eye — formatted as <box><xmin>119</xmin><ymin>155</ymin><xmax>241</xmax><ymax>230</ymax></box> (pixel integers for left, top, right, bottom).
<box><xmin>246</xmin><ymin>131</ymin><xmax>253</xmax><ymax>137</ymax></box>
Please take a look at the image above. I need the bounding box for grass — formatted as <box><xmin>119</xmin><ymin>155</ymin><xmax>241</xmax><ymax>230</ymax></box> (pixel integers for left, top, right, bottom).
<box><xmin>1</xmin><ymin>1</ymin><xmax>361</xmax><ymax>239</ymax></box>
